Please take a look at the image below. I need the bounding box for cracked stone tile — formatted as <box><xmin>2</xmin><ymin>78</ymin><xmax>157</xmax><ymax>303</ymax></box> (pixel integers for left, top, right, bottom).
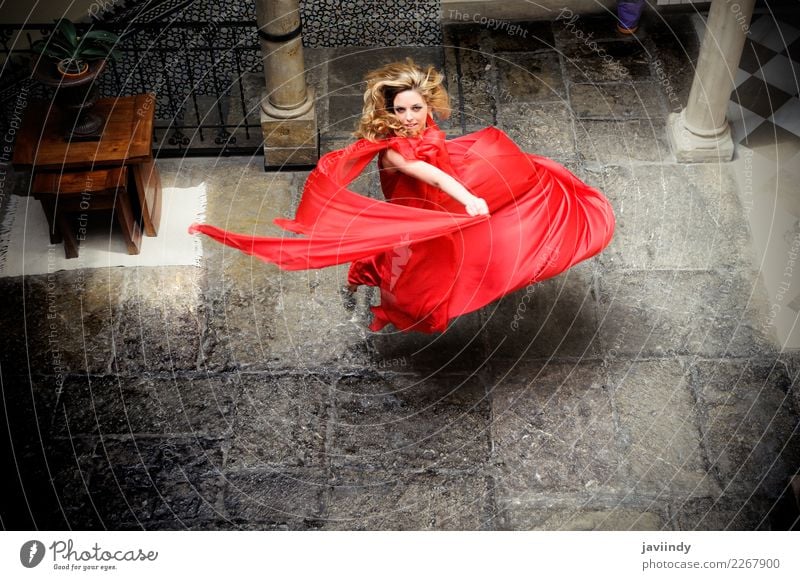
<box><xmin>497</xmin><ymin>101</ymin><xmax>576</xmax><ymax>159</ymax></box>
<box><xmin>582</xmin><ymin>163</ymin><xmax>753</xmax><ymax>270</ymax></box>
<box><xmin>597</xmin><ymin>269</ymin><xmax>773</xmax><ymax>358</ymax></box>
<box><xmin>481</xmin><ymin>260</ymin><xmax>602</xmax><ymax>360</ymax></box>
<box><xmin>495</xmin><ymin>51</ymin><xmax>565</xmax><ymax>102</ymax></box>
<box><xmin>323</xmin><ymin>469</ymin><xmax>494</xmax><ymax>530</ymax></box>
<box><xmin>53</xmin><ymin>374</ymin><xmax>238</xmax><ymax>438</ymax></box>
<box><xmin>608</xmin><ymin>359</ymin><xmax>719</xmax><ymax>497</ymax></box>
<box><xmin>670</xmin><ymin>495</ymin><xmax>775</xmax><ymax>530</ymax></box>
<box><xmin>489</xmin><ymin>360</ymin><xmax>622</xmax><ymax>497</ymax></box>
<box><xmin>575</xmin><ymin>118</ymin><xmax>671</xmax><ymax>163</ymax></box>
<box><xmin>570</xmin><ymin>82</ymin><xmax>664</xmax><ymax>120</ymax></box>
<box><xmin>563</xmin><ymin>40</ymin><xmax>652</xmax><ymax>83</ymax></box>
<box><xmin>499</xmin><ymin>503</ymin><xmax>668</xmax><ymax>530</ymax></box>
<box><xmin>330</xmin><ymin>371</ymin><xmax>490</xmax><ymax>472</ymax></box>
<box><xmin>81</xmin><ymin>437</ymin><xmax>226</xmax><ymax>529</ymax></box>
<box><xmin>689</xmin><ymin>359</ymin><xmax>799</xmax><ymax>498</ymax></box>
<box><xmin>222</xmin><ymin>469</ymin><xmax>328</xmax><ymax>529</ymax></box>
<box><xmin>114</xmin><ymin>266</ymin><xmax>203</xmax><ymax>374</ymax></box>
<box><xmin>227</xmin><ymin>372</ymin><xmax>330</xmax><ymax>469</ymax></box>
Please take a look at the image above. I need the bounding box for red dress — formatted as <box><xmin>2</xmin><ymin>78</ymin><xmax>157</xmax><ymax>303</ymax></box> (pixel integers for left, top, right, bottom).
<box><xmin>189</xmin><ymin>120</ymin><xmax>615</xmax><ymax>333</ymax></box>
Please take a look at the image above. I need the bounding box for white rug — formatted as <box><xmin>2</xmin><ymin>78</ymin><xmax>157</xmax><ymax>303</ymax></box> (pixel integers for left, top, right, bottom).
<box><xmin>0</xmin><ymin>182</ymin><xmax>206</xmax><ymax>277</ymax></box>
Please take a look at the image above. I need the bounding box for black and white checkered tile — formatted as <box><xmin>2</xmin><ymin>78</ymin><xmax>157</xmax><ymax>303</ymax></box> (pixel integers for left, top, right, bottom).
<box><xmin>727</xmin><ymin>10</ymin><xmax>800</xmax><ymax>348</ymax></box>
<box><xmin>729</xmin><ymin>12</ymin><xmax>800</xmax><ymax>156</ymax></box>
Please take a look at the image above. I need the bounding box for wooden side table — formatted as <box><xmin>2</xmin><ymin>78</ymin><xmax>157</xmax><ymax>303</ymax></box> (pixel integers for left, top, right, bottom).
<box><xmin>32</xmin><ymin>167</ymin><xmax>138</xmax><ymax>258</ymax></box>
<box><xmin>13</xmin><ymin>93</ymin><xmax>162</xmax><ymax>257</ymax></box>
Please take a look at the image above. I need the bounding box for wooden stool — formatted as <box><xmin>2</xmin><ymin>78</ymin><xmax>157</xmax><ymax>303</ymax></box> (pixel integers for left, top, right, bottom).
<box><xmin>32</xmin><ymin>167</ymin><xmax>142</xmax><ymax>259</ymax></box>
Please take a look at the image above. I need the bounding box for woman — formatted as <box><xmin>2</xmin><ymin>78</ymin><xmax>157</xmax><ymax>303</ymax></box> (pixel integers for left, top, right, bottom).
<box><xmin>190</xmin><ymin>60</ymin><xmax>615</xmax><ymax>333</ymax></box>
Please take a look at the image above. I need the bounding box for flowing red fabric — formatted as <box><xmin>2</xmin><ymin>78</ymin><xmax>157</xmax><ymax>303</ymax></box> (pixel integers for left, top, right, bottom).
<box><xmin>189</xmin><ymin>121</ymin><xmax>615</xmax><ymax>333</ymax></box>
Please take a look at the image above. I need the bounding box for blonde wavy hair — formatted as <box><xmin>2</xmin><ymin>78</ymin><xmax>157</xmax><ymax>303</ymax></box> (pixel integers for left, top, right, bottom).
<box><xmin>354</xmin><ymin>59</ymin><xmax>450</xmax><ymax>141</ymax></box>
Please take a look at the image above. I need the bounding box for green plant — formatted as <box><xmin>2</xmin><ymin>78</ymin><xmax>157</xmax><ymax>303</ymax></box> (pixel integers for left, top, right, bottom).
<box><xmin>31</xmin><ymin>18</ymin><xmax>121</xmax><ymax>75</ymax></box>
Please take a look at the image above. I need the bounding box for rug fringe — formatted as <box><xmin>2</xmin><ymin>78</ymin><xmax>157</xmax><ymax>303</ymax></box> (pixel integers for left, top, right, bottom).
<box><xmin>0</xmin><ymin>194</ymin><xmax>19</xmax><ymax>274</ymax></box>
<box><xmin>192</xmin><ymin>183</ymin><xmax>207</xmax><ymax>268</ymax></box>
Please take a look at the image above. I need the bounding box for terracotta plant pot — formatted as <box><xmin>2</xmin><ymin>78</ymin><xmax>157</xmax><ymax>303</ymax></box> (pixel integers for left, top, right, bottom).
<box><xmin>57</xmin><ymin>58</ymin><xmax>89</xmax><ymax>77</ymax></box>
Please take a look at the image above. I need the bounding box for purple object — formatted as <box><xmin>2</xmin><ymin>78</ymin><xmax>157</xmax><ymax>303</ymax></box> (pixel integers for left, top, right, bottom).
<box><xmin>617</xmin><ymin>0</ymin><xmax>645</xmax><ymax>30</ymax></box>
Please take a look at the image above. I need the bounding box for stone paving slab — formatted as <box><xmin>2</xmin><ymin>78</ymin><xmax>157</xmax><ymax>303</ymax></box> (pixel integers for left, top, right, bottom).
<box><xmin>688</xmin><ymin>359</ymin><xmax>799</xmax><ymax>498</ymax></box>
<box><xmin>608</xmin><ymin>358</ymin><xmax>719</xmax><ymax>497</ymax></box>
<box><xmin>362</xmin><ymin>308</ymin><xmax>490</xmax><ymax>373</ymax></box>
<box><xmin>221</xmin><ymin>469</ymin><xmax>328</xmax><ymax>529</ymax></box>
<box><xmin>0</xmin><ymin>269</ymin><xmax>124</xmax><ymax>376</ymax></box>
<box><xmin>495</xmin><ymin>51</ymin><xmax>565</xmax><ymax>102</ymax></box>
<box><xmin>581</xmin><ymin>162</ymin><xmax>754</xmax><ymax>270</ymax></box>
<box><xmin>18</xmin><ymin>436</ymin><xmax>227</xmax><ymax>529</ymax></box>
<box><xmin>442</xmin><ymin>22</ymin><xmax>486</xmax><ymax>52</ymax></box>
<box><xmin>52</xmin><ymin>374</ymin><xmax>238</xmax><ymax>439</ymax></box>
<box><xmin>669</xmin><ymin>495</ymin><xmax>775</xmax><ymax>531</ymax></box>
<box><xmin>327</xmin><ymin>94</ymin><xmax>364</xmax><ymax>135</ymax></box>
<box><xmin>552</xmin><ymin>12</ymin><xmax>627</xmax><ymax>48</ymax></box>
<box><xmin>497</xmin><ymin>101</ymin><xmax>576</xmax><ymax>160</ymax></box>
<box><xmin>646</xmin><ymin>14</ymin><xmax>701</xmax><ymax>112</ymax></box>
<box><xmin>192</xmin><ymin>157</ymin><xmax>299</xmax><ymax>242</ymax></box>
<box><xmin>563</xmin><ymin>39</ymin><xmax>653</xmax><ymax>84</ymax></box>
<box><xmin>227</xmin><ymin>372</ymin><xmax>330</xmax><ymax>470</ymax></box>
<box><xmin>488</xmin><ymin>20</ymin><xmax>555</xmax><ymax>53</ymax></box>
<box><xmin>575</xmin><ymin>118</ymin><xmax>671</xmax><ymax>164</ymax></box>
<box><xmin>328</xmin><ymin>47</ymin><xmax>445</xmax><ymax>96</ymax></box>
<box><xmin>114</xmin><ymin>266</ymin><xmax>203</xmax><ymax>374</ymax></box>
<box><xmin>490</xmin><ymin>361</ymin><xmax>623</xmax><ymax>498</ymax></box>
<box><xmin>330</xmin><ymin>370</ymin><xmax>490</xmax><ymax>472</ymax></box>
<box><xmin>480</xmin><ymin>260</ymin><xmax>602</xmax><ymax>361</ymax></box>
<box><xmin>499</xmin><ymin>502</ymin><xmax>668</xmax><ymax>531</ymax></box>
<box><xmin>203</xmin><ymin>263</ymin><xmax>370</xmax><ymax>370</ymax></box>
<box><xmin>85</xmin><ymin>437</ymin><xmax>226</xmax><ymax>528</ymax></box>
<box><xmin>597</xmin><ymin>269</ymin><xmax>773</xmax><ymax>358</ymax></box>
<box><xmin>0</xmin><ymin>277</ymin><xmax>27</xmax><ymax>374</ymax></box>
<box><xmin>444</xmin><ymin>45</ymin><xmax>496</xmax><ymax>130</ymax></box>
<box><xmin>1</xmin><ymin>373</ymin><xmax>60</xmax><ymax>444</ymax></box>
<box><xmin>570</xmin><ymin>81</ymin><xmax>665</xmax><ymax>120</ymax></box>
<box><xmin>10</xmin><ymin>437</ymin><xmax>100</xmax><ymax>529</ymax></box>
<box><xmin>323</xmin><ymin>470</ymin><xmax>494</xmax><ymax>530</ymax></box>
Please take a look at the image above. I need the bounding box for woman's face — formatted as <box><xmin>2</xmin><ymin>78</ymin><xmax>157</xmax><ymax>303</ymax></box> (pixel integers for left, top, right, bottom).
<box><xmin>392</xmin><ymin>90</ymin><xmax>428</xmax><ymax>135</ymax></box>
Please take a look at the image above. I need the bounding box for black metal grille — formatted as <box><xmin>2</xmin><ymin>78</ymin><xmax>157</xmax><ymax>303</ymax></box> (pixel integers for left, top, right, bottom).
<box><xmin>0</xmin><ymin>19</ymin><xmax>265</xmax><ymax>157</ymax></box>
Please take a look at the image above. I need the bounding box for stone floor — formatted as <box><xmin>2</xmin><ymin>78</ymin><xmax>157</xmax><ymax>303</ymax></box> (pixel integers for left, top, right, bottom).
<box><xmin>1</xmin><ymin>12</ymin><xmax>799</xmax><ymax>530</ymax></box>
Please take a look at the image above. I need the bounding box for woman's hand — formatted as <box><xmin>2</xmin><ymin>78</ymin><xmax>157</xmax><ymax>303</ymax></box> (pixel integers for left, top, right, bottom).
<box><xmin>464</xmin><ymin>195</ymin><xmax>489</xmax><ymax>216</ymax></box>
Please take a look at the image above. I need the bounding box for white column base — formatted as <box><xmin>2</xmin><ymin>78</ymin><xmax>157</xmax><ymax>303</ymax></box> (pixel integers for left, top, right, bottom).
<box><xmin>667</xmin><ymin>110</ymin><xmax>735</xmax><ymax>163</ymax></box>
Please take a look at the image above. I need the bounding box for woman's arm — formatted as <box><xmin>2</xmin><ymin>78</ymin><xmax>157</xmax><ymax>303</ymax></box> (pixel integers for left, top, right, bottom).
<box><xmin>382</xmin><ymin>148</ymin><xmax>490</xmax><ymax>216</ymax></box>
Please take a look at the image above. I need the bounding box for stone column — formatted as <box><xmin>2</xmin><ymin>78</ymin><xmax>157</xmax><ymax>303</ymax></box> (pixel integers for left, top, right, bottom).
<box><xmin>255</xmin><ymin>0</ymin><xmax>318</xmax><ymax>168</ymax></box>
<box><xmin>667</xmin><ymin>0</ymin><xmax>755</xmax><ymax>162</ymax></box>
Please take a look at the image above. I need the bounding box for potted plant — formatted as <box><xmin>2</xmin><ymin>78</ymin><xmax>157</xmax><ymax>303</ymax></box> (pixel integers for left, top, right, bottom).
<box><xmin>31</xmin><ymin>18</ymin><xmax>120</xmax><ymax>77</ymax></box>
<box><xmin>30</xmin><ymin>18</ymin><xmax>121</xmax><ymax>139</ymax></box>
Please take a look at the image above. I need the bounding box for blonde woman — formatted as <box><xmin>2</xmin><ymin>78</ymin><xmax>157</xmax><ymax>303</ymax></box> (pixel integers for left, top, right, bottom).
<box><xmin>191</xmin><ymin>60</ymin><xmax>615</xmax><ymax>333</ymax></box>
